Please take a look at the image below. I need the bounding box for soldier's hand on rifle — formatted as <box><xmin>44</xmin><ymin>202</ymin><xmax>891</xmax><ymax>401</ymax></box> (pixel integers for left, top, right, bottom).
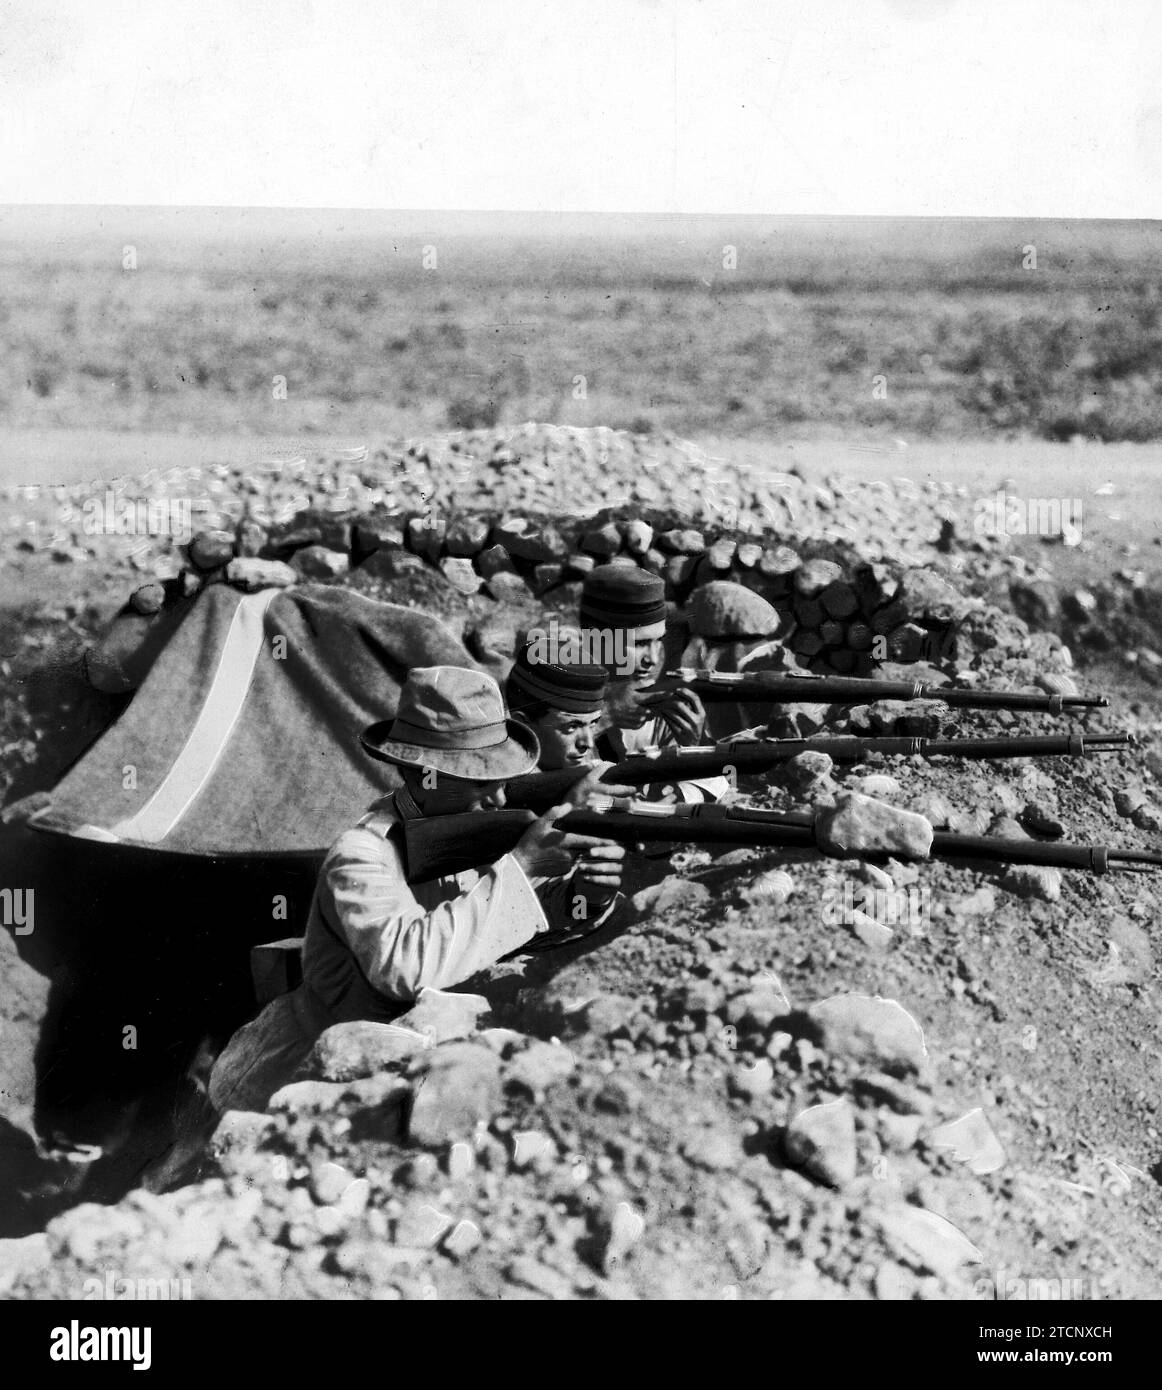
<box><xmin>647</xmin><ymin>687</ymin><xmax>706</xmax><ymax>745</ymax></box>
<box><xmin>573</xmin><ymin>843</ymin><xmax>626</xmax><ymax>905</ymax></box>
<box><xmin>565</xmin><ymin>762</ymin><xmax>636</xmax><ymax>808</ymax></box>
<box><xmin>512</xmin><ymin>804</ymin><xmax>620</xmax><ymax>879</ymax></box>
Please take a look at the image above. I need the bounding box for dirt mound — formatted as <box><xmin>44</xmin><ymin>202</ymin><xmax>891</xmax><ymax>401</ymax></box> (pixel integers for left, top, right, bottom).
<box><xmin>2</xmin><ymin>425</ymin><xmax>1161</xmax><ymax>1299</ymax></box>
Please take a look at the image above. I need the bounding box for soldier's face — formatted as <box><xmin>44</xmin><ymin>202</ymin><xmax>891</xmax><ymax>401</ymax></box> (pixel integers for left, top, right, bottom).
<box><xmin>409</xmin><ymin>770</ymin><xmax>507</xmax><ymax>814</ymax></box>
<box><xmin>530</xmin><ymin>709</ymin><xmax>602</xmax><ymax>770</ymax></box>
<box><xmin>607</xmin><ymin>634</ymin><xmax>663</xmax><ymax>687</ymax></box>
<box><xmin>603</xmin><ymin>633</ymin><xmax>665</xmax><ymax>727</ymax></box>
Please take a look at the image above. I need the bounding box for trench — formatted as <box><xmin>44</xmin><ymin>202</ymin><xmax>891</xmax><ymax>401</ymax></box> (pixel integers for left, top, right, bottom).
<box><xmin>3</xmin><ymin>508</ymin><xmax>1155</xmax><ymax>1237</ymax></box>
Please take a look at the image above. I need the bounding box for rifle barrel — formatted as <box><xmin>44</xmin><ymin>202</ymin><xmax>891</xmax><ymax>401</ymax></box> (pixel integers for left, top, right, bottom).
<box><xmin>666</xmin><ymin>668</ymin><xmax>1108</xmax><ymax>714</ymax></box>
<box><xmin>505</xmin><ymin>733</ymin><xmax>1132</xmax><ymax>811</ymax></box>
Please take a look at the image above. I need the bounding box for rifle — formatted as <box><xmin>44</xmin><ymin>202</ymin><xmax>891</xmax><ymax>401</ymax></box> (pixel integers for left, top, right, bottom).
<box><xmin>501</xmin><ymin>733</ymin><xmax>1130</xmax><ymax>812</ymax></box>
<box><xmin>403</xmin><ymin>798</ymin><xmax>1162</xmax><ymax>882</ymax></box>
<box><xmin>661</xmin><ymin>667</ymin><xmax>1108</xmax><ymax>715</ymax></box>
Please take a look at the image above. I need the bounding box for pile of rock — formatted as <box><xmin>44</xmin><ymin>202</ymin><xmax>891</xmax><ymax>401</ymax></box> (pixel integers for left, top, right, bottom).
<box><xmin>105</xmin><ymin>497</ymin><xmax>983</xmax><ymax>689</ymax></box>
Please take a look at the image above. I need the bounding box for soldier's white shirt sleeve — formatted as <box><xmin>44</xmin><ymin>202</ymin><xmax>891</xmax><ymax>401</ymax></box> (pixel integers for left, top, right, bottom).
<box><xmin>320</xmin><ymin>828</ymin><xmax>548</xmax><ymax>1001</ymax></box>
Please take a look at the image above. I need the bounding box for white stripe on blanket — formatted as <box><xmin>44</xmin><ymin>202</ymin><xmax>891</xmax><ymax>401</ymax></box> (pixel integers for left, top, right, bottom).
<box><xmin>110</xmin><ymin>588</ymin><xmax>279</xmax><ymax>844</ymax></box>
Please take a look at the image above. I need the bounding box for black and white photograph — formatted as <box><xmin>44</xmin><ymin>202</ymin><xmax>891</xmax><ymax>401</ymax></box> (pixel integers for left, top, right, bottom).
<box><xmin>0</xmin><ymin>0</ymin><xmax>1157</xmax><ymax>1341</ymax></box>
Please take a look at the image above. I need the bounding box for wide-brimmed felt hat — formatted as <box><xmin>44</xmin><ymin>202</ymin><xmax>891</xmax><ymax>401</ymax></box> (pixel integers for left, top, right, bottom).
<box><xmin>361</xmin><ymin>665</ymin><xmax>539</xmax><ymax>780</ymax></box>
<box><xmin>579</xmin><ymin>564</ymin><xmax>667</xmax><ymax>641</ymax></box>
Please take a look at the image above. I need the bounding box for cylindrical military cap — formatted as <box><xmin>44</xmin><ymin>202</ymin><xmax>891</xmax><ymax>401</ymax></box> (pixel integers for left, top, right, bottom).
<box><xmin>579</xmin><ymin>564</ymin><xmax>667</xmax><ymax>637</ymax></box>
<box><xmin>507</xmin><ymin>638</ymin><xmax>608</xmax><ymax>714</ymax></box>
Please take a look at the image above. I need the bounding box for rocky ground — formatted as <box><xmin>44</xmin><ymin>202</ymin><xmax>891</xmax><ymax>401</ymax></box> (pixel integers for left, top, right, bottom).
<box><xmin>2</xmin><ymin>422</ymin><xmax>1162</xmax><ymax>1301</ymax></box>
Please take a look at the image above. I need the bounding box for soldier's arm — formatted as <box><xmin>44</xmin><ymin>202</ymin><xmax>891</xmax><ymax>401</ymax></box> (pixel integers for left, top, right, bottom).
<box><xmin>319</xmin><ymin>828</ymin><xmax>549</xmax><ymax>1001</ymax></box>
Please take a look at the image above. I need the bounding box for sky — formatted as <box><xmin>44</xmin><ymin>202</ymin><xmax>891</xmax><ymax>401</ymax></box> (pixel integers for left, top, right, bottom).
<box><xmin>0</xmin><ymin>0</ymin><xmax>1159</xmax><ymax>218</ymax></box>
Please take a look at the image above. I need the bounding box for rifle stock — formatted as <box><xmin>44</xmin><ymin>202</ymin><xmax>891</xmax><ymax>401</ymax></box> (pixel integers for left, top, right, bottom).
<box><xmin>404</xmin><ymin>808</ymin><xmax>537</xmax><ymax>880</ymax></box>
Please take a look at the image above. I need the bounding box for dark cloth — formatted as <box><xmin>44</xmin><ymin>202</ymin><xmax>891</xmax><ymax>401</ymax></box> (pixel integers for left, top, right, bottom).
<box><xmin>30</xmin><ymin>583</ymin><xmax>477</xmax><ymax>856</ymax></box>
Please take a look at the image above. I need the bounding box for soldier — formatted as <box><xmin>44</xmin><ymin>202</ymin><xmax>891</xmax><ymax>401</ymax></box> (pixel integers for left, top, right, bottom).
<box><xmin>208</xmin><ymin>666</ymin><xmax>625</xmax><ymax>1113</ymax></box>
<box><xmin>579</xmin><ymin>564</ymin><xmax>728</xmax><ymax>802</ymax></box>
<box><xmin>577</xmin><ymin>564</ymin><xmax>706</xmax><ymax>758</ymax></box>
<box><xmin>500</xmin><ymin>644</ymin><xmax>643</xmax><ymax>950</ymax></box>
<box><xmin>504</xmin><ymin>640</ymin><xmax>608</xmax><ymax>771</ymax></box>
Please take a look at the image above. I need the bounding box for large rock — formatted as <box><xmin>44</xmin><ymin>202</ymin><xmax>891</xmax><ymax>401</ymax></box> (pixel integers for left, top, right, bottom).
<box><xmin>564</xmin><ymin>552</ymin><xmax>597</xmax><ymax>579</ymax></box>
<box><xmin>394</xmin><ymin>987</ymin><xmax>490</xmax><ymax>1044</ymax></box>
<box><xmin>581</xmin><ymin>994</ymin><xmax>638</xmax><ymax>1039</ymax></box>
<box><xmin>492</xmin><ymin>517</ymin><xmax>561</xmax><ymax>564</ymax></box>
<box><xmin>580</xmin><ymin>522</ymin><xmax>622</xmax><ymax>558</ymax></box>
<box><xmin>928</xmin><ymin>1108</ymin><xmax>1006</xmax><ymax>1176</ymax></box>
<box><xmin>632</xmin><ymin>875</ymin><xmax>711</xmax><ymax>916</ymax></box>
<box><xmin>444</xmin><ymin>515</ymin><xmax>490</xmax><ymax>557</ymax></box>
<box><xmin>658</xmin><ymin>528</ymin><xmax>706</xmax><ymax>556</ymax></box>
<box><xmin>999</xmin><ymin>864</ymin><xmax>1062</xmax><ymax>902</ymax></box>
<box><xmin>601</xmin><ymin>1201</ymin><xmax>646</xmax><ymax>1275</ymax></box>
<box><xmin>269</xmin><ymin>1075</ymin><xmax>411</xmax><ymax>1121</ymax></box>
<box><xmin>188</xmin><ymin>528</ymin><xmax>236</xmax><ymax>571</ymax></box>
<box><xmin>532</xmin><ymin>562</ymin><xmax>564</xmax><ymax>594</ymax></box>
<box><xmin>820</xmin><ymin>582</ymin><xmax>858</xmax><ymax>620</ymax></box>
<box><xmin>486</xmin><ymin>571</ymin><xmax>532</xmax><ymax>603</ymax></box>
<box><xmin>1036</xmin><ymin>671</ymin><xmax>1080</xmax><ymax>697</ymax></box>
<box><xmin>291</xmin><ymin>544</ymin><xmax>349</xmax><ymax>579</ymax></box>
<box><xmin>0</xmin><ymin>1233</ymin><xmax>51</xmax><ymax>1295</ymax></box>
<box><xmin>621</xmin><ymin>519</ymin><xmax>654</xmax><ymax>555</ymax></box>
<box><xmin>900</xmin><ymin>568</ymin><xmax>969</xmax><ymax>622</ymax></box>
<box><xmin>703</xmin><ymin>538</ymin><xmax>736</xmax><ymax>573</ymax></box>
<box><xmin>794</xmin><ymin>558</ymin><xmax>843</xmax><ymax>597</ymax></box>
<box><xmin>225</xmin><ymin>556</ymin><xmax>298</xmax><ymax>591</ymax></box>
<box><xmin>504</xmin><ymin>1040</ymin><xmax>576</xmax><ymax>1098</ymax></box>
<box><xmin>407</xmin><ymin>1042</ymin><xmax>503</xmax><ymax>1148</ymax></box>
<box><xmin>808</xmin><ymin>993</ymin><xmax>929</xmax><ymax>1077</ymax></box>
<box><xmin>784</xmin><ymin>1098</ymin><xmax>858</xmax><ymax>1188</ymax></box>
<box><xmin>948</xmin><ymin>886</ymin><xmax>996</xmax><ymax>920</ymax></box>
<box><xmin>741</xmin><ymin>868</ymin><xmax>796</xmax><ymax>907</ymax></box>
<box><xmin>475</xmin><ymin>543</ymin><xmax>515</xmax><ymax>579</ymax></box>
<box><xmin>129</xmin><ymin>581</ymin><xmax>166</xmax><ymax>615</ymax></box>
<box><xmin>854</xmin><ymin>774</ymin><xmax>901</xmax><ymax>800</ymax></box>
<box><xmin>724</xmin><ymin>981</ymin><xmax>791</xmax><ymax>1031</ymax></box>
<box><xmin>759</xmin><ymin>545</ymin><xmax>802</xmax><ymax>579</ymax></box>
<box><xmin>772</xmin><ymin>749</ymin><xmax>836</xmax><ymax>800</ymax></box>
<box><xmin>872</xmin><ymin>1205</ymin><xmax>981</xmax><ymax>1279</ymax></box>
<box><xmin>1113</xmin><ymin>786</ymin><xmax>1147</xmax><ymax>818</ymax></box>
<box><xmin>208</xmin><ymin>1110</ymin><xmax>278</xmax><ymax>1176</ymax></box>
<box><xmin>352</xmin><ymin>516</ymin><xmax>406</xmax><ymax>561</ymax></box>
<box><xmin>308</xmin><ymin>1020</ymin><xmax>431</xmax><ymax>1082</ymax></box>
<box><xmin>815</xmin><ymin>792</ymin><xmax>933</xmax><ymax>860</ymax></box>
<box><xmin>355</xmin><ymin>547</ymin><xmax>427</xmax><ymax>581</ymax></box>
<box><xmin>439</xmin><ymin>556</ymin><xmax>483</xmax><ymax>595</ymax></box>
<box><xmin>689</xmin><ymin>581</ymin><xmax>780</xmax><ymax>639</ymax></box>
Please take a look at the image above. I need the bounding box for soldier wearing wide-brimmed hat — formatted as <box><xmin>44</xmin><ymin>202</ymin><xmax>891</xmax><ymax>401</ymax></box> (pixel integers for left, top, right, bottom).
<box><xmin>209</xmin><ymin>666</ymin><xmax>623</xmax><ymax>1114</ymax></box>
